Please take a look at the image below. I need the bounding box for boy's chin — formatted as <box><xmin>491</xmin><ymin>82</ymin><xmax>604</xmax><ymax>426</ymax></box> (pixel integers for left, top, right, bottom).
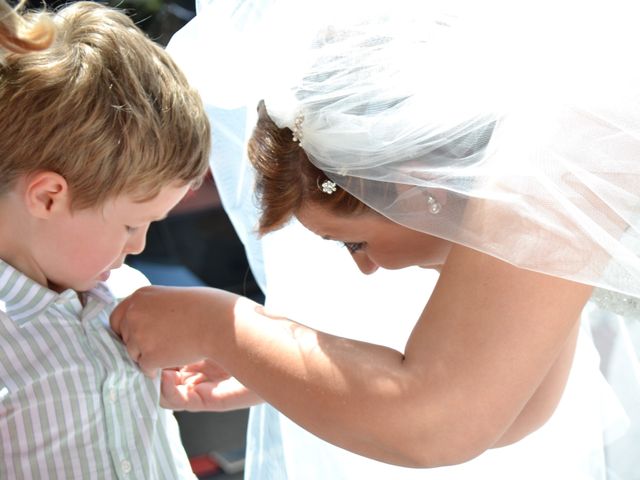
<box><xmin>51</xmin><ymin>277</ymin><xmax>103</xmax><ymax>293</ymax></box>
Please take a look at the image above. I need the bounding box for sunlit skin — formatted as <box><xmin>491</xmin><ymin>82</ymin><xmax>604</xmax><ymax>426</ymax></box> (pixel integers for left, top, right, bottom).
<box><xmin>296</xmin><ymin>202</ymin><xmax>453</xmax><ymax>274</ymax></box>
<box><xmin>160</xmin><ymin>204</ymin><xmax>452</xmax><ymax>411</ymax></box>
<box><xmin>111</xmin><ymin>198</ymin><xmax>592</xmax><ymax>467</ymax></box>
<box><xmin>0</xmin><ymin>171</ymin><xmax>190</xmax><ymax>293</ymax></box>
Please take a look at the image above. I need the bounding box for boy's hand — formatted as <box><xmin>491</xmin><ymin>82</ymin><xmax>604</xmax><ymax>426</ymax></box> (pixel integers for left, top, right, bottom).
<box><xmin>110</xmin><ymin>285</ymin><xmax>233</xmax><ymax>377</ymax></box>
<box><xmin>161</xmin><ymin>360</ymin><xmax>263</xmax><ymax>411</ymax></box>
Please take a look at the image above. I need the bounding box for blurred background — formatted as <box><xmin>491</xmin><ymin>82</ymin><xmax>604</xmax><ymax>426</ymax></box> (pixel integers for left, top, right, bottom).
<box><xmin>25</xmin><ymin>0</ymin><xmax>259</xmax><ymax>477</ymax></box>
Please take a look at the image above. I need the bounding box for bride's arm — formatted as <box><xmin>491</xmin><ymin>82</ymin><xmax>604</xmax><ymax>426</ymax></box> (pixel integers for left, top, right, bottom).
<box><xmin>111</xmin><ymin>244</ymin><xmax>591</xmax><ymax>467</ymax></box>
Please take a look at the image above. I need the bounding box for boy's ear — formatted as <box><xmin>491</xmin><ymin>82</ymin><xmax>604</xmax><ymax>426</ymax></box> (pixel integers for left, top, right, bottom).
<box><xmin>24</xmin><ymin>171</ymin><xmax>70</xmax><ymax>219</ymax></box>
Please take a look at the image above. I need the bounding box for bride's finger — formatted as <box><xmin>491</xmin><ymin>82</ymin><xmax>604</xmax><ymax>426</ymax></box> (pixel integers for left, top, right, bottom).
<box><xmin>161</xmin><ymin>371</ymin><xmax>190</xmax><ymax>409</ymax></box>
<box><xmin>180</xmin><ymin>371</ymin><xmax>206</xmax><ymax>385</ymax></box>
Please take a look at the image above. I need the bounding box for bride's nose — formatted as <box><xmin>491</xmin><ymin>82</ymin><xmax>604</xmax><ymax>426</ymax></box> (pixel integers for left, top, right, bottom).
<box><xmin>352</xmin><ymin>252</ymin><xmax>379</xmax><ymax>275</ymax></box>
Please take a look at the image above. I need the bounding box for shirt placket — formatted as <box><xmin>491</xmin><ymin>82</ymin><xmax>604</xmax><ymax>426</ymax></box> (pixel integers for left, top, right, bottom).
<box><xmin>83</xmin><ymin>295</ymin><xmax>150</xmax><ymax>479</ymax></box>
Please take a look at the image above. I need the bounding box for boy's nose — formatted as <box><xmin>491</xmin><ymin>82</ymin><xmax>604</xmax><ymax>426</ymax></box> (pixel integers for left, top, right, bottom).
<box><xmin>125</xmin><ymin>228</ymin><xmax>148</xmax><ymax>255</ymax></box>
<box><xmin>352</xmin><ymin>253</ymin><xmax>379</xmax><ymax>275</ymax></box>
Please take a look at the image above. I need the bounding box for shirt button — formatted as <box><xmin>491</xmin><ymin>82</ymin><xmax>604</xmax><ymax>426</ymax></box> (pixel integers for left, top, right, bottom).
<box><xmin>120</xmin><ymin>459</ymin><xmax>132</xmax><ymax>474</ymax></box>
<box><xmin>109</xmin><ymin>388</ymin><xmax>117</xmax><ymax>403</ymax></box>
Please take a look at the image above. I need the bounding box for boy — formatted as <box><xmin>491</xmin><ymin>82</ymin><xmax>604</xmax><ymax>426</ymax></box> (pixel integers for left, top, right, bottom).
<box><xmin>0</xmin><ymin>2</ymin><xmax>210</xmax><ymax>478</ymax></box>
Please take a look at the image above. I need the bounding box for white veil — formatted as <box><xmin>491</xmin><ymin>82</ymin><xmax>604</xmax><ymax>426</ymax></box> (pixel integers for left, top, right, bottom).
<box><xmin>167</xmin><ymin>1</ymin><xmax>640</xmax><ymax>478</ymax></box>
<box><xmin>258</xmin><ymin>0</ymin><xmax>640</xmax><ymax>299</ymax></box>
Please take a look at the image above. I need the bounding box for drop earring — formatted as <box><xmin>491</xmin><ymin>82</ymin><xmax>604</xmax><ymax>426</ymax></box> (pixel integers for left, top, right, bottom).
<box><xmin>427</xmin><ymin>194</ymin><xmax>441</xmax><ymax>214</ymax></box>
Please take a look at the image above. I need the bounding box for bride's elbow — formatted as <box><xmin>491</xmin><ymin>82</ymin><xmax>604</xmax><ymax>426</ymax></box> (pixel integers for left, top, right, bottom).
<box><xmin>391</xmin><ymin>422</ymin><xmax>501</xmax><ymax>468</ymax></box>
<box><xmin>404</xmin><ymin>396</ymin><xmax>557</xmax><ymax>468</ymax></box>
<box><xmin>422</xmin><ymin>442</ymin><xmax>492</xmax><ymax>468</ymax></box>
<box><xmin>397</xmin><ymin>408</ymin><xmax>550</xmax><ymax>468</ymax></box>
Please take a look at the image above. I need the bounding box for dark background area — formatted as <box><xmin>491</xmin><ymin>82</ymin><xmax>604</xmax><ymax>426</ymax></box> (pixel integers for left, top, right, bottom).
<box><xmin>23</xmin><ymin>1</ymin><xmax>259</xmax><ymax>477</ymax></box>
<box><xmin>28</xmin><ymin>0</ymin><xmax>196</xmax><ymax>46</ymax></box>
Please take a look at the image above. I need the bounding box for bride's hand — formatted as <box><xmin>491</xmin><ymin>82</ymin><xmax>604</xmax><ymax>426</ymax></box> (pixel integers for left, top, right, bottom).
<box><xmin>161</xmin><ymin>359</ymin><xmax>263</xmax><ymax>412</ymax></box>
<box><xmin>110</xmin><ymin>285</ymin><xmax>240</xmax><ymax>377</ymax></box>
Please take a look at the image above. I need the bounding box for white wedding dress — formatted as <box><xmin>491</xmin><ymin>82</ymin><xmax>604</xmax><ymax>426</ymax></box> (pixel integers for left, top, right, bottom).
<box><xmin>242</xmin><ymin>226</ymin><xmax>639</xmax><ymax>480</ymax></box>
<box><xmin>166</xmin><ymin>1</ymin><xmax>640</xmax><ymax>478</ymax></box>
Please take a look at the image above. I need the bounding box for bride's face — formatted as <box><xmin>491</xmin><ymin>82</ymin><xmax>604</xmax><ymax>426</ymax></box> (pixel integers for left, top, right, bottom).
<box><xmin>296</xmin><ymin>202</ymin><xmax>452</xmax><ymax>274</ymax></box>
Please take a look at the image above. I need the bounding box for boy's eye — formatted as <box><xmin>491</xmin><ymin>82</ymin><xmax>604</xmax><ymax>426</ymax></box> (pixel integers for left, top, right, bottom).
<box><xmin>343</xmin><ymin>242</ymin><xmax>364</xmax><ymax>254</ymax></box>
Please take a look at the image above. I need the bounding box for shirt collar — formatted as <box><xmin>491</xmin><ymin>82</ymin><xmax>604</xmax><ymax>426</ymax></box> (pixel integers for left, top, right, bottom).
<box><xmin>0</xmin><ymin>259</ymin><xmax>115</xmax><ymax>324</ymax></box>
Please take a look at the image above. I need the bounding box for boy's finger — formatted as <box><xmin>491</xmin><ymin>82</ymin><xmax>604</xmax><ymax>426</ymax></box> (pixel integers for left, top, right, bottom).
<box><xmin>161</xmin><ymin>371</ymin><xmax>188</xmax><ymax>409</ymax></box>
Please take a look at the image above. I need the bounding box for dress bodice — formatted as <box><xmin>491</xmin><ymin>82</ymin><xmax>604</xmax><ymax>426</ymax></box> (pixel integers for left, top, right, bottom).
<box><xmin>591</xmin><ymin>288</ymin><xmax>640</xmax><ymax>321</ymax></box>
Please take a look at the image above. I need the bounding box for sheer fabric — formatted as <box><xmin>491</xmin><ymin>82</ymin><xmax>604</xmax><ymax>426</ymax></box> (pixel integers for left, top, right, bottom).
<box><xmin>260</xmin><ymin>0</ymin><xmax>640</xmax><ymax>299</ymax></box>
<box><xmin>166</xmin><ymin>1</ymin><xmax>640</xmax><ymax>478</ymax></box>
<box><xmin>177</xmin><ymin>0</ymin><xmax>640</xmax><ymax>296</ymax></box>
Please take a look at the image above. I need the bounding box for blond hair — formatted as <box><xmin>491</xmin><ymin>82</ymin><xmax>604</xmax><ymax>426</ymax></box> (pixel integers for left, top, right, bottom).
<box><xmin>0</xmin><ymin>1</ymin><xmax>210</xmax><ymax>208</ymax></box>
<box><xmin>0</xmin><ymin>0</ymin><xmax>54</xmax><ymax>54</ymax></box>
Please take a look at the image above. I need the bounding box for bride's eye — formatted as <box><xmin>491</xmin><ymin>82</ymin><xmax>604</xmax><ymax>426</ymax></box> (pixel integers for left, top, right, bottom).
<box><xmin>343</xmin><ymin>242</ymin><xmax>365</xmax><ymax>254</ymax></box>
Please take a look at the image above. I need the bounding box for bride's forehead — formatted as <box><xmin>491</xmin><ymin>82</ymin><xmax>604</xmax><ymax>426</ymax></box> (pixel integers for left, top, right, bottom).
<box><xmin>296</xmin><ymin>203</ymin><xmax>341</xmax><ymax>231</ymax></box>
<box><xmin>297</xmin><ymin>202</ymin><xmax>387</xmax><ymax>235</ymax></box>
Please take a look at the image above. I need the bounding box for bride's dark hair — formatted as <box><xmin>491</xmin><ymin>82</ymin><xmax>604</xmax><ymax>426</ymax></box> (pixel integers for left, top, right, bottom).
<box><xmin>248</xmin><ymin>100</ymin><xmax>371</xmax><ymax>235</ymax></box>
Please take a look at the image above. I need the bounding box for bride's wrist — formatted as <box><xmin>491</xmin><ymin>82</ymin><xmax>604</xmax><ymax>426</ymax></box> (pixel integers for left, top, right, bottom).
<box><xmin>197</xmin><ymin>288</ymin><xmax>245</xmax><ymax>359</ymax></box>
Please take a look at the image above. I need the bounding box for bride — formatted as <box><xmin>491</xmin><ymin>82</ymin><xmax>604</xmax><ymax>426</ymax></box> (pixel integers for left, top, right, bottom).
<box><xmin>113</xmin><ymin>0</ymin><xmax>640</xmax><ymax>477</ymax></box>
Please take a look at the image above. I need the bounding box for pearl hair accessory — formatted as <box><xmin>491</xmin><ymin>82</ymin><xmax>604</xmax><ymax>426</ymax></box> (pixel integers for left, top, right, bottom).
<box><xmin>427</xmin><ymin>194</ymin><xmax>441</xmax><ymax>214</ymax></box>
<box><xmin>291</xmin><ymin>113</ymin><xmax>304</xmax><ymax>143</ymax></box>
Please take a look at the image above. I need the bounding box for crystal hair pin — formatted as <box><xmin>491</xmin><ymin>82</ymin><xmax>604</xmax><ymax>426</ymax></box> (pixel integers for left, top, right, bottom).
<box><xmin>291</xmin><ymin>113</ymin><xmax>304</xmax><ymax>143</ymax></box>
<box><xmin>320</xmin><ymin>179</ymin><xmax>337</xmax><ymax>194</ymax></box>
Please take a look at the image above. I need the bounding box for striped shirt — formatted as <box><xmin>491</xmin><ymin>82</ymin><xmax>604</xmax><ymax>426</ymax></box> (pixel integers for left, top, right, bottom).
<box><xmin>0</xmin><ymin>260</ymin><xmax>195</xmax><ymax>479</ymax></box>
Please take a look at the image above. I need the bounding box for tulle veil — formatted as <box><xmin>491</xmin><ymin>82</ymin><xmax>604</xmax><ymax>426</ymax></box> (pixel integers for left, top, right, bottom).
<box><xmin>167</xmin><ymin>1</ymin><xmax>640</xmax><ymax>477</ymax></box>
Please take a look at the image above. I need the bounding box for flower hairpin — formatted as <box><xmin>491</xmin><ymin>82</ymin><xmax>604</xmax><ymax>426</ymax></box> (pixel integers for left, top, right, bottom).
<box><xmin>320</xmin><ymin>179</ymin><xmax>337</xmax><ymax>194</ymax></box>
<box><xmin>291</xmin><ymin>113</ymin><xmax>304</xmax><ymax>143</ymax></box>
